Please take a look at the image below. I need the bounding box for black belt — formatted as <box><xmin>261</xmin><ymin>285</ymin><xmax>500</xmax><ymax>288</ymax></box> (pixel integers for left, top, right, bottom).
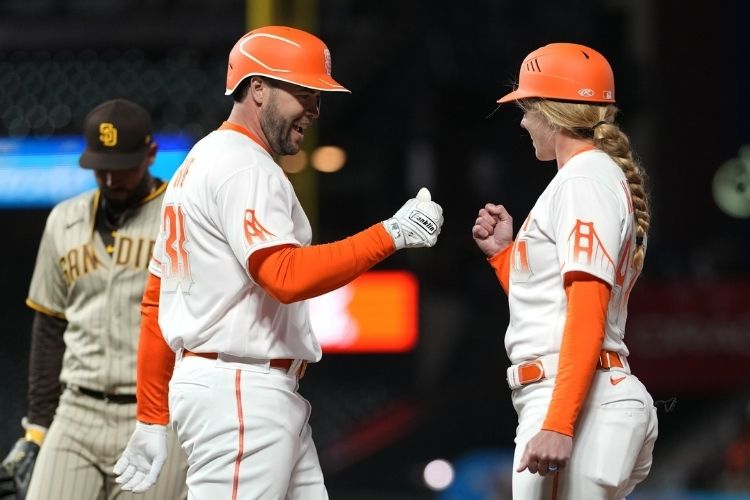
<box><xmin>76</xmin><ymin>386</ymin><xmax>137</xmax><ymax>404</ymax></box>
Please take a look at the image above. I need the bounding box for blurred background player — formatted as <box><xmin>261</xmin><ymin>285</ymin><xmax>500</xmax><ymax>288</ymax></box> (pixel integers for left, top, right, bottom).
<box><xmin>113</xmin><ymin>26</ymin><xmax>443</xmax><ymax>499</ymax></box>
<box><xmin>472</xmin><ymin>43</ymin><xmax>658</xmax><ymax>498</ymax></box>
<box><xmin>0</xmin><ymin>99</ymin><xmax>187</xmax><ymax>499</ymax></box>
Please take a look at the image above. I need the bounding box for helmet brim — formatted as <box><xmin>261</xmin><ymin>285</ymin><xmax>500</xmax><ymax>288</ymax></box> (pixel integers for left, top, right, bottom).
<box><xmin>225</xmin><ymin>73</ymin><xmax>351</xmax><ymax>96</ymax></box>
<box><xmin>496</xmin><ymin>88</ymin><xmax>530</xmax><ymax>104</ymax></box>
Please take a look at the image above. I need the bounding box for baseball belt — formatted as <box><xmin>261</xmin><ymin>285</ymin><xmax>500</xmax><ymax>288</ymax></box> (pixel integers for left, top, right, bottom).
<box><xmin>506</xmin><ymin>350</ymin><xmax>628</xmax><ymax>390</ymax></box>
<box><xmin>182</xmin><ymin>350</ymin><xmax>308</xmax><ymax>379</ymax></box>
<box><xmin>68</xmin><ymin>385</ymin><xmax>137</xmax><ymax>404</ymax></box>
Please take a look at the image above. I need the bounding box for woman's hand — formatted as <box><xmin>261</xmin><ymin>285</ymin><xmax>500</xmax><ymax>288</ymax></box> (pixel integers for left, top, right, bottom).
<box><xmin>472</xmin><ymin>203</ymin><xmax>514</xmax><ymax>257</ymax></box>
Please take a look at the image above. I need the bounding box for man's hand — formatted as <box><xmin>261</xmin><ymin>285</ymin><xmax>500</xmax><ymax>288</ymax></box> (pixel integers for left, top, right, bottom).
<box><xmin>113</xmin><ymin>422</ymin><xmax>168</xmax><ymax>493</ymax></box>
<box><xmin>472</xmin><ymin>203</ymin><xmax>514</xmax><ymax>257</ymax></box>
<box><xmin>383</xmin><ymin>187</ymin><xmax>444</xmax><ymax>250</ymax></box>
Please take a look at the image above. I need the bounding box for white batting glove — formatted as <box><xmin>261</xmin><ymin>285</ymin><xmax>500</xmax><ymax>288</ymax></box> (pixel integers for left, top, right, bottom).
<box><xmin>113</xmin><ymin>422</ymin><xmax>168</xmax><ymax>493</ymax></box>
<box><xmin>383</xmin><ymin>187</ymin><xmax>444</xmax><ymax>250</ymax></box>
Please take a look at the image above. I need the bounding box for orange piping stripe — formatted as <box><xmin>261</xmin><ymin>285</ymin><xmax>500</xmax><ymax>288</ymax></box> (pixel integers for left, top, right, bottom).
<box><xmin>232</xmin><ymin>369</ymin><xmax>245</xmax><ymax>500</ymax></box>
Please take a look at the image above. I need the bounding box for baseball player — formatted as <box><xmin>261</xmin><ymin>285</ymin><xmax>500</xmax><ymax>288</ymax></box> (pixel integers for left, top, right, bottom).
<box><xmin>472</xmin><ymin>43</ymin><xmax>658</xmax><ymax>499</ymax></box>
<box><xmin>113</xmin><ymin>26</ymin><xmax>444</xmax><ymax>499</ymax></box>
<box><xmin>0</xmin><ymin>99</ymin><xmax>187</xmax><ymax>500</ymax></box>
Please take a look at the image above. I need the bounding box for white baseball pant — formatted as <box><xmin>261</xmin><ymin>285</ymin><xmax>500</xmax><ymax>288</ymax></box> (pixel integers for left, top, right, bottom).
<box><xmin>511</xmin><ymin>367</ymin><xmax>658</xmax><ymax>499</ymax></box>
<box><xmin>169</xmin><ymin>354</ymin><xmax>326</xmax><ymax>500</ymax></box>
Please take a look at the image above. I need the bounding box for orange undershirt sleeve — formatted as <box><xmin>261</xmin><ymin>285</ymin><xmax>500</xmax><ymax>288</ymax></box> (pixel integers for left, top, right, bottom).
<box><xmin>487</xmin><ymin>244</ymin><xmax>513</xmax><ymax>295</ymax></box>
<box><xmin>136</xmin><ymin>273</ymin><xmax>174</xmax><ymax>425</ymax></box>
<box><xmin>249</xmin><ymin>223</ymin><xmax>396</xmax><ymax>303</ymax></box>
<box><xmin>542</xmin><ymin>271</ymin><xmax>612</xmax><ymax>437</ymax></box>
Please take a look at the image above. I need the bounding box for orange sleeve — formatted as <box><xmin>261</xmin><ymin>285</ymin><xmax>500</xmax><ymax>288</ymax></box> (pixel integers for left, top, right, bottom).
<box><xmin>249</xmin><ymin>223</ymin><xmax>396</xmax><ymax>304</ymax></box>
<box><xmin>136</xmin><ymin>273</ymin><xmax>174</xmax><ymax>425</ymax></box>
<box><xmin>487</xmin><ymin>244</ymin><xmax>513</xmax><ymax>294</ymax></box>
<box><xmin>541</xmin><ymin>271</ymin><xmax>611</xmax><ymax>437</ymax></box>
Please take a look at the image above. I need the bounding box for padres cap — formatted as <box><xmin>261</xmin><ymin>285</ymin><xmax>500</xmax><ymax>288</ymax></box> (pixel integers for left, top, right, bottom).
<box><xmin>79</xmin><ymin>98</ymin><xmax>153</xmax><ymax>171</ymax></box>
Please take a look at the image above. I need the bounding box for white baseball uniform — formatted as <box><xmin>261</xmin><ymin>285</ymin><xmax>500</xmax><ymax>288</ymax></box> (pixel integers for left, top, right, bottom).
<box><xmin>505</xmin><ymin>149</ymin><xmax>658</xmax><ymax>499</ymax></box>
<box><xmin>150</xmin><ymin>123</ymin><xmax>326</xmax><ymax>499</ymax></box>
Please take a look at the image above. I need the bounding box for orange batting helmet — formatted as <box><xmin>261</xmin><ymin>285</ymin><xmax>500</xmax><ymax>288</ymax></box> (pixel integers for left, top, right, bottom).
<box><xmin>498</xmin><ymin>43</ymin><xmax>615</xmax><ymax>104</ymax></box>
<box><xmin>225</xmin><ymin>25</ymin><xmax>350</xmax><ymax>95</ymax></box>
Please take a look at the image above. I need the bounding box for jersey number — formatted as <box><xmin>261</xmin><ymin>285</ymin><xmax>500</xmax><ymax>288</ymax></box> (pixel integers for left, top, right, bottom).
<box><xmin>161</xmin><ymin>204</ymin><xmax>193</xmax><ymax>292</ymax></box>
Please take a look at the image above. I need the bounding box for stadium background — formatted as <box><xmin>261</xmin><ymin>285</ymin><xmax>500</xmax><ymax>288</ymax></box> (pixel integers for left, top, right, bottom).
<box><xmin>1</xmin><ymin>0</ymin><xmax>750</xmax><ymax>498</ymax></box>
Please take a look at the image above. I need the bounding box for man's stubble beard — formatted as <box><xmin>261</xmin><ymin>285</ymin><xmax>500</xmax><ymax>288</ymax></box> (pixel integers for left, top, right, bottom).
<box><xmin>260</xmin><ymin>91</ymin><xmax>299</xmax><ymax>156</ymax></box>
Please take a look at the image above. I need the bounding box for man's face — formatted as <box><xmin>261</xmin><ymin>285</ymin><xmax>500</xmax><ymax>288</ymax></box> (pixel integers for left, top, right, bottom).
<box><xmin>260</xmin><ymin>80</ymin><xmax>321</xmax><ymax>156</ymax></box>
<box><xmin>93</xmin><ymin>152</ymin><xmax>151</xmax><ymax>208</ymax></box>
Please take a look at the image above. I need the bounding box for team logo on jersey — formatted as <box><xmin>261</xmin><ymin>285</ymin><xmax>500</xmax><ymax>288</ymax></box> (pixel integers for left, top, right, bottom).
<box><xmin>244</xmin><ymin>209</ymin><xmax>275</xmax><ymax>244</ymax></box>
<box><xmin>59</xmin><ymin>243</ymin><xmax>101</xmax><ymax>286</ymax></box>
<box><xmin>511</xmin><ymin>215</ymin><xmax>534</xmax><ymax>283</ymax></box>
<box><xmin>114</xmin><ymin>235</ymin><xmax>155</xmax><ymax>271</ymax></box>
<box><xmin>567</xmin><ymin>220</ymin><xmax>615</xmax><ymax>273</ymax></box>
<box><xmin>99</xmin><ymin>123</ymin><xmax>117</xmax><ymax>146</ymax></box>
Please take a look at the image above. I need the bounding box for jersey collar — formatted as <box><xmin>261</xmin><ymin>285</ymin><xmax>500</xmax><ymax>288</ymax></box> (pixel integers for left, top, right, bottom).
<box><xmin>569</xmin><ymin>144</ymin><xmax>597</xmax><ymax>160</ymax></box>
<box><xmin>219</xmin><ymin>121</ymin><xmax>272</xmax><ymax>155</ymax></box>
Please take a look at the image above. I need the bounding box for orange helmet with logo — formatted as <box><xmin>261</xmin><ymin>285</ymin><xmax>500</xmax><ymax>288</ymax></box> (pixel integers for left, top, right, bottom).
<box><xmin>225</xmin><ymin>25</ymin><xmax>350</xmax><ymax>95</ymax></box>
<box><xmin>498</xmin><ymin>43</ymin><xmax>614</xmax><ymax>104</ymax></box>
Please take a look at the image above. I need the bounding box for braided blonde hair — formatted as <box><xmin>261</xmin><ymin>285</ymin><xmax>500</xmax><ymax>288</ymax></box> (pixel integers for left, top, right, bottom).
<box><xmin>520</xmin><ymin>99</ymin><xmax>650</xmax><ymax>272</ymax></box>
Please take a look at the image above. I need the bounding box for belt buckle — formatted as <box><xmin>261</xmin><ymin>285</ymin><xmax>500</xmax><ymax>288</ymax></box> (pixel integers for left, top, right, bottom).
<box><xmin>599</xmin><ymin>351</ymin><xmax>619</xmax><ymax>370</ymax></box>
<box><xmin>518</xmin><ymin>360</ymin><xmax>545</xmax><ymax>386</ymax></box>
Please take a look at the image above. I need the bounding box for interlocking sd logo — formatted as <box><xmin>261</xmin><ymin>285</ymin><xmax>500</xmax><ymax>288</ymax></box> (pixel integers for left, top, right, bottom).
<box><xmin>99</xmin><ymin>123</ymin><xmax>117</xmax><ymax>146</ymax></box>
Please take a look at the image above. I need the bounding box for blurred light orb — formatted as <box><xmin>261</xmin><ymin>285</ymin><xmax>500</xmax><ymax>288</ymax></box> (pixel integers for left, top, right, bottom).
<box><xmin>280</xmin><ymin>150</ymin><xmax>308</xmax><ymax>173</ymax></box>
<box><xmin>713</xmin><ymin>145</ymin><xmax>750</xmax><ymax>218</ymax></box>
<box><xmin>311</xmin><ymin>145</ymin><xmax>346</xmax><ymax>173</ymax></box>
<box><xmin>423</xmin><ymin>458</ymin><xmax>455</xmax><ymax>491</ymax></box>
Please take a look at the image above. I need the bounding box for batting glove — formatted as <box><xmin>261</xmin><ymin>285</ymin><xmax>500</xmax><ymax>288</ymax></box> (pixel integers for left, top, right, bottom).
<box><xmin>383</xmin><ymin>187</ymin><xmax>444</xmax><ymax>250</ymax></box>
<box><xmin>113</xmin><ymin>422</ymin><xmax>168</xmax><ymax>493</ymax></box>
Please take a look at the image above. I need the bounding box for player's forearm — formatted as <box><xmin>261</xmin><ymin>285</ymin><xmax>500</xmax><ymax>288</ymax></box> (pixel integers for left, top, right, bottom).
<box><xmin>136</xmin><ymin>274</ymin><xmax>174</xmax><ymax>425</ymax></box>
<box><xmin>542</xmin><ymin>273</ymin><xmax>610</xmax><ymax>436</ymax></box>
<box><xmin>487</xmin><ymin>243</ymin><xmax>513</xmax><ymax>294</ymax></box>
<box><xmin>27</xmin><ymin>312</ymin><xmax>67</xmax><ymax>428</ymax></box>
<box><xmin>249</xmin><ymin>223</ymin><xmax>395</xmax><ymax>304</ymax></box>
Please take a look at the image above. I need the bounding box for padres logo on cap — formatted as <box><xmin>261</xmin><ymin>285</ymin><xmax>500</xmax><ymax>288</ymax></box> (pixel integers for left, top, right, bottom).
<box><xmin>99</xmin><ymin>123</ymin><xmax>118</xmax><ymax>147</ymax></box>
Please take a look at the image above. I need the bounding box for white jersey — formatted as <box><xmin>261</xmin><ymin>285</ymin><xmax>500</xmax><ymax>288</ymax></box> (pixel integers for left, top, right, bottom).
<box><xmin>506</xmin><ymin>149</ymin><xmax>639</xmax><ymax>364</ymax></box>
<box><xmin>150</xmin><ymin>125</ymin><xmax>321</xmax><ymax>361</ymax></box>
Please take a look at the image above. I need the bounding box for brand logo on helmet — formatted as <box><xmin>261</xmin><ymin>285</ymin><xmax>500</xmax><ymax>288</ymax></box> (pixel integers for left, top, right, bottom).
<box><xmin>603</xmin><ymin>90</ymin><xmax>613</xmax><ymax>100</ymax></box>
<box><xmin>324</xmin><ymin>48</ymin><xmax>332</xmax><ymax>76</ymax></box>
<box><xmin>578</xmin><ymin>89</ymin><xmax>595</xmax><ymax>97</ymax></box>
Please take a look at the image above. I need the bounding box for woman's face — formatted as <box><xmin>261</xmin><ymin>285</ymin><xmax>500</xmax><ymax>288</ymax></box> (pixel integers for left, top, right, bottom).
<box><xmin>520</xmin><ymin>109</ymin><xmax>556</xmax><ymax>162</ymax></box>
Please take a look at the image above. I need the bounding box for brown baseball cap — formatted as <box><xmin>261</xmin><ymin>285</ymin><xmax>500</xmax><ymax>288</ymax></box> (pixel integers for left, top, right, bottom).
<box><xmin>79</xmin><ymin>98</ymin><xmax>153</xmax><ymax>171</ymax></box>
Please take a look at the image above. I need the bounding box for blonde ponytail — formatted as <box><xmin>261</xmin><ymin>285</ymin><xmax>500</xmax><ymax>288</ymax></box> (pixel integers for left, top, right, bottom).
<box><xmin>525</xmin><ymin>99</ymin><xmax>651</xmax><ymax>272</ymax></box>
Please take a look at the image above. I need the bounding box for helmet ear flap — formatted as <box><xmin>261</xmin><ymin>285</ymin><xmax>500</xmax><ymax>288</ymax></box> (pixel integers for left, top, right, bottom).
<box><xmin>225</xmin><ymin>26</ymin><xmax>350</xmax><ymax>96</ymax></box>
<box><xmin>498</xmin><ymin>43</ymin><xmax>615</xmax><ymax>104</ymax></box>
